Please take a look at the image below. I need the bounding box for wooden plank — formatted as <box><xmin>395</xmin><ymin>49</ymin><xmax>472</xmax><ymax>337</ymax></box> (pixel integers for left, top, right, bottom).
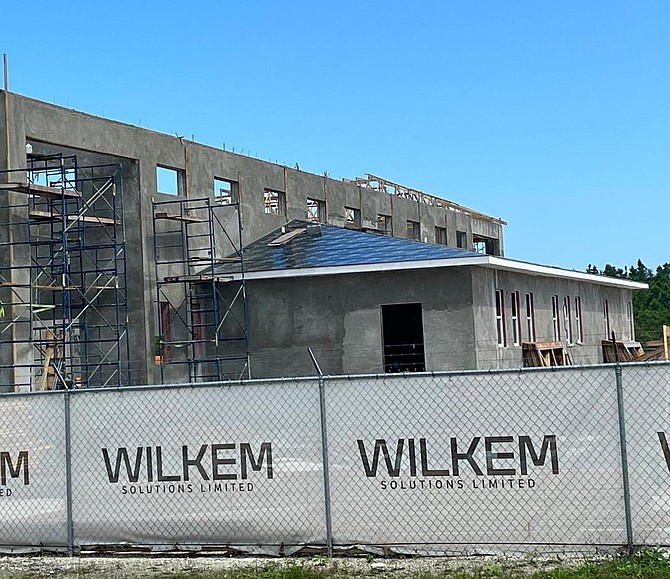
<box><xmin>268</xmin><ymin>228</ymin><xmax>306</xmax><ymax>246</ymax></box>
<box><xmin>154</xmin><ymin>211</ymin><xmax>204</xmax><ymax>223</ymax></box>
<box><xmin>0</xmin><ymin>182</ymin><xmax>81</xmax><ymax>199</ymax></box>
<box><xmin>30</xmin><ymin>210</ymin><xmax>119</xmax><ymax>225</ymax></box>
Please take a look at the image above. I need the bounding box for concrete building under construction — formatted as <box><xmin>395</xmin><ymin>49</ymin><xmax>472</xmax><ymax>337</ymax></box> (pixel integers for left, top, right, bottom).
<box><xmin>0</xmin><ymin>90</ymin><xmax>645</xmax><ymax>391</ymax></box>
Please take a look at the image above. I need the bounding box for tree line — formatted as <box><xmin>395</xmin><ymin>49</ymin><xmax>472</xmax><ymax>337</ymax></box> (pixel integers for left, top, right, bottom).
<box><xmin>586</xmin><ymin>261</ymin><xmax>670</xmax><ymax>343</ymax></box>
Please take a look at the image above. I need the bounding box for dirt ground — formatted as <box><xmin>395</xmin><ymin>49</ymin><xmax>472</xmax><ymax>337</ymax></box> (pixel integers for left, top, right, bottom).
<box><xmin>0</xmin><ymin>553</ymin><xmax>607</xmax><ymax>578</ymax></box>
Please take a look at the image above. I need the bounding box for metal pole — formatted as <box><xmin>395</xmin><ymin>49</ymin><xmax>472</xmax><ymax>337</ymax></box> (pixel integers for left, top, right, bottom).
<box><xmin>64</xmin><ymin>391</ymin><xmax>75</xmax><ymax>555</ymax></box>
<box><xmin>309</xmin><ymin>348</ymin><xmax>333</xmax><ymax>558</ymax></box>
<box><xmin>615</xmin><ymin>363</ymin><xmax>634</xmax><ymax>552</ymax></box>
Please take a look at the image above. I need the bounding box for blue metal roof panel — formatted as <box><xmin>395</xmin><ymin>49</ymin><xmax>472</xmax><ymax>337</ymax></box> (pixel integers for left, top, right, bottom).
<box><xmin>219</xmin><ymin>221</ymin><xmax>481</xmax><ymax>274</ymax></box>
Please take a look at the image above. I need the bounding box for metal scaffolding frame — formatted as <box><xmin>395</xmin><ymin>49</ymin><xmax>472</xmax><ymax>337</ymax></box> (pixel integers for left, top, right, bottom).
<box><xmin>152</xmin><ymin>196</ymin><xmax>250</xmax><ymax>383</ymax></box>
<box><xmin>0</xmin><ymin>154</ymin><xmax>130</xmax><ymax>390</ymax></box>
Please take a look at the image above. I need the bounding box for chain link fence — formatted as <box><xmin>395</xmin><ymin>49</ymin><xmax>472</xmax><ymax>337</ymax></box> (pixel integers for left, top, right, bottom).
<box><xmin>0</xmin><ymin>363</ymin><xmax>668</xmax><ymax>554</ymax></box>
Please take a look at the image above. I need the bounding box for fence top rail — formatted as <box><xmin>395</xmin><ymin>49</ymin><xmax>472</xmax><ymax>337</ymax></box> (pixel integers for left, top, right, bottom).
<box><xmin>1</xmin><ymin>360</ymin><xmax>669</xmax><ymax>399</ymax></box>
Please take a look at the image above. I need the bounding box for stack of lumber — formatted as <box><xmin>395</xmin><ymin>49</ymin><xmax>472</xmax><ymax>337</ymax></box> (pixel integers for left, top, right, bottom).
<box><xmin>522</xmin><ymin>341</ymin><xmax>572</xmax><ymax>367</ymax></box>
<box><xmin>602</xmin><ymin>340</ymin><xmax>645</xmax><ymax>363</ymax></box>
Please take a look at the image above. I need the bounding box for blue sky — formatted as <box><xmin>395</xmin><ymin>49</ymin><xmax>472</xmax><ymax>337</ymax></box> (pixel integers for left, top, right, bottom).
<box><xmin>2</xmin><ymin>1</ymin><xmax>668</xmax><ymax>271</ymax></box>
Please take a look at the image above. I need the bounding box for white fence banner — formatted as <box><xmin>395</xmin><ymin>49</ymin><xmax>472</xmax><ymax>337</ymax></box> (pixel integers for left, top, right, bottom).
<box><xmin>68</xmin><ymin>381</ymin><xmax>326</xmax><ymax>546</ymax></box>
<box><xmin>0</xmin><ymin>393</ymin><xmax>68</xmax><ymax>548</ymax></box>
<box><xmin>622</xmin><ymin>364</ymin><xmax>670</xmax><ymax>545</ymax></box>
<box><xmin>325</xmin><ymin>369</ymin><xmax>627</xmax><ymax>546</ymax></box>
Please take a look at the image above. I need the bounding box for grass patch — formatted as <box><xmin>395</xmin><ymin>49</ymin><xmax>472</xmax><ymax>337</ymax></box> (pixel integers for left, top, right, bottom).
<box><xmin>157</xmin><ymin>550</ymin><xmax>670</xmax><ymax>578</ymax></box>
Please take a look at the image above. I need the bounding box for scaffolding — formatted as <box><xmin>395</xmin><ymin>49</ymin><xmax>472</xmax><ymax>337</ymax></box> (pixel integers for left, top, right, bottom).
<box><xmin>152</xmin><ymin>196</ymin><xmax>249</xmax><ymax>383</ymax></box>
<box><xmin>0</xmin><ymin>154</ymin><xmax>130</xmax><ymax>390</ymax></box>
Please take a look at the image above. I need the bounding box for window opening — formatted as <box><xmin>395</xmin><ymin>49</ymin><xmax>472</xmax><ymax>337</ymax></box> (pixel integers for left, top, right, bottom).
<box><xmin>603</xmin><ymin>299</ymin><xmax>610</xmax><ymax>337</ymax></box>
<box><xmin>377</xmin><ymin>214</ymin><xmax>392</xmax><ymax>235</ymax></box>
<box><xmin>456</xmin><ymin>230</ymin><xmax>468</xmax><ymax>249</ymax></box>
<box><xmin>627</xmin><ymin>300</ymin><xmax>634</xmax><ymax>340</ymax></box>
<box><xmin>495</xmin><ymin>289</ymin><xmax>506</xmax><ymax>347</ymax></box>
<box><xmin>525</xmin><ymin>292</ymin><xmax>536</xmax><ymax>342</ymax></box>
<box><xmin>157</xmin><ymin>166</ymin><xmax>182</xmax><ymax>196</ymax></box>
<box><xmin>29</xmin><ymin>165</ymin><xmax>77</xmax><ymax>190</ymax></box>
<box><xmin>345</xmin><ymin>206</ymin><xmax>361</xmax><ymax>228</ymax></box>
<box><xmin>214</xmin><ymin>177</ymin><xmax>238</xmax><ymax>205</ymax></box>
<box><xmin>563</xmin><ymin>296</ymin><xmax>573</xmax><ymax>345</ymax></box>
<box><xmin>307</xmin><ymin>197</ymin><xmax>325</xmax><ymax>222</ymax></box>
<box><xmin>472</xmin><ymin>234</ymin><xmax>499</xmax><ymax>255</ymax></box>
<box><xmin>551</xmin><ymin>295</ymin><xmax>561</xmax><ymax>341</ymax></box>
<box><xmin>435</xmin><ymin>226</ymin><xmax>447</xmax><ymax>245</ymax></box>
<box><xmin>511</xmin><ymin>291</ymin><xmax>521</xmax><ymax>346</ymax></box>
<box><xmin>264</xmin><ymin>189</ymin><xmax>286</xmax><ymax>215</ymax></box>
<box><xmin>575</xmin><ymin>296</ymin><xmax>584</xmax><ymax>344</ymax></box>
<box><xmin>381</xmin><ymin>303</ymin><xmax>425</xmax><ymax>373</ymax></box>
<box><xmin>406</xmin><ymin>220</ymin><xmax>420</xmax><ymax>241</ymax></box>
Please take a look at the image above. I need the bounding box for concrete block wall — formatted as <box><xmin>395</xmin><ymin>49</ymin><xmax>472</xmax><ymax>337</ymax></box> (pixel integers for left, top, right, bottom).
<box><xmin>472</xmin><ymin>268</ymin><xmax>635</xmax><ymax>369</ymax></box>
<box><xmin>0</xmin><ymin>91</ymin><xmax>506</xmax><ymax>386</ymax></box>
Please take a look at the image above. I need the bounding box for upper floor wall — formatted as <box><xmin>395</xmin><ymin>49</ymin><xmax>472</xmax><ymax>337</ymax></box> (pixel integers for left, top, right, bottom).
<box><xmin>0</xmin><ymin>91</ymin><xmax>505</xmax><ymax>254</ymax></box>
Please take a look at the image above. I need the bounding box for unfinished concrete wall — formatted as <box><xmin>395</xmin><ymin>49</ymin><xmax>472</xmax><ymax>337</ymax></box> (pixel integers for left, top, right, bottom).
<box><xmin>0</xmin><ymin>93</ymin><xmax>506</xmax><ymax>388</ymax></box>
<box><xmin>472</xmin><ymin>268</ymin><xmax>635</xmax><ymax>368</ymax></box>
<box><xmin>242</xmin><ymin>268</ymin><xmax>476</xmax><ymax>379</ymax></box>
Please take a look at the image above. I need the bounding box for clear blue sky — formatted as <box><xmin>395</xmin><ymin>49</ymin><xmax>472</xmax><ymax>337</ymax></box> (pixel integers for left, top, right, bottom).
<box><xmin>3</xmin><ymin>1</ymin><xmax>668</xmax><ymax>271</ymax></box>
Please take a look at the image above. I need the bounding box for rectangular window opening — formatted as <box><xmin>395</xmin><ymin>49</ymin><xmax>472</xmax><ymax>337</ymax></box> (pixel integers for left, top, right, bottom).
<box><xmin>214</xmin><ymin>177</ymin><xmax>239</xmax><ymax>205</ymax></box>
<box><xmin>29</xmin><ymin>166</ymin><xmax>77</xmax><ymax>190</ymax></box>
<box><xmin>344</xmin><ymin>206</ymin><xmax>361</xmax><ymax>228</ymax></box>
<box><xmin>381</xmin><ymin>303</ymin><xmax>426</xmax><ymax>373</ymax></box>
<box><xmin>511</xmin><ymin>291</ymin><xmax>521</xmax><ymax>346</ymax></box>
<box><xmin>575</xmin><ymin>297</ymin><xmax>584</xmax><ymax>344</ymax></box>
<box><xmin>406</xmin><ymin>220</ymin><xmax>420</xmax><ymax>241</ymax></box>
<box><xmin>473</xmin><ymin>234</ymin><xmax>499</xmax><ymax>255</ymax></box>
<box><xmin>264</xmin><ymin>189</ymin><xmax>286</xmax><ymax>215</ymax></box>
<box><xmin>456</xmin><ymin>230</ymin><xmax>468</xmax><ymax>249</ymax></box>
<box><xmin>603</xmin><ymin>299</ymin><xmax>610</xmax><ymax>338</ymax></box>
<box><xmin>157</xmin><ymin>166</ymin><xmax>183</xmax><ymax>196</ymax></box>
<box><xmin>551</xmin><ymin>295</ymin><xmax>561</xmax><ymax>341</ymax></box>
<box><xmin>627</xmin><ymin>300</ymin><xmax>634</xmax><ymax>340</ymax></box>
<box><xmin>525</xmin><ymin>292</ymin><xmax>536</xmax><ymax>342</ymax></box>
<box><xmin>495</xmin><ymin>289</ymin><xmax>507</xmax><ymax>347</ymax></box>
<box><xmin>563</xmin><ymin>296</ymin><xmax>573</xmax><ymax>345</ymax></box>
<box><xmin>377</xmin><ymin>214</ymin><xmax>392</xmax><ymax>235</ymax></box>
<box><xmin>435</xmin><ymin>226</ymin><xmax>447</xmax><ymax>245</ymax></box>
<box><xmin>307</xmin><ymin>197</ymin><xmax>325</xmax><ymax>222</ymax></box>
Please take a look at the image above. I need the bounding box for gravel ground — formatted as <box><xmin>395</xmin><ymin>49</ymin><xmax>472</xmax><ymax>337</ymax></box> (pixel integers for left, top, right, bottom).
<box><xmin>0</xmin><ymin>553</ymin><xmax>607</xmax><ymax>578</ymax></box>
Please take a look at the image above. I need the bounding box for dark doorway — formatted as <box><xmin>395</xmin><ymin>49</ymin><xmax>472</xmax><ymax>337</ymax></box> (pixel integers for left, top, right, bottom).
<box><xmin>381</xmin><ymin>303</ymin><xmax>426</xmax><ymax>373</ymax></box>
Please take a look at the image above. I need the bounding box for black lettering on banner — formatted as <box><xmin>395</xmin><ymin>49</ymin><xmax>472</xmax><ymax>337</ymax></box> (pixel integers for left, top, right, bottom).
<box><xmin>518</xmin><ymin>435</ymin><xmax>559</xmax><ymax>474</ymax></box>
<box><xmin>408</xmin><ymin>439</ymin><xmax>417</xmax><ymax>477</ymax></box>
<box><xmin>419</xmin><ymin>438</ymin><xmax>450</xmax><ymax>476</ymax></box>
<box><xmin>357</xmin><ymin>439</ymin><xmax>404</xmax><ymax>477</ymax></box>
<box><xmin>485</xmin><ymin>436</ymin><xmax>516</xmax><ymax>476</ymax></box>
<box><xmin>211</xmin><ymin>444</ymin><xmax>237</xmax><ymax>481</ymax></box>
<box><xmin>102</xmin><ymin>447</ymin><xmax>143</xmax><ymax>483</ymax></box>
<box><xmin>156</xmin><ymin>446</ymin><xmax>180</xmax><ymax>482</ymax></box>
<box><xmin>182</xmin><ymin>444</ymin><xmax>209</xmax><ymax>481</ymax></box>
<box><xmin>0</xmin><ymin>451</ymin><xmax>29</xmax><ymax>486</ymax></box>
<box><xmin>240</xmin><ymin>442</ymin><xmax>273</xmax><ymax>479</ymax></box>
<box><xmin>450</xmin><ymin>437</ymin><xmax>483</xmax><ymax>476</ymax></box>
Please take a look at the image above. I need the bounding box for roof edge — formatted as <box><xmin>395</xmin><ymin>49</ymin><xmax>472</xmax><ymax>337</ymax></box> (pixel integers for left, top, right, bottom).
<box><xmin>229</xmin><ymin>254</ymin><xmax>648</xmax><ymax>289</ymax></box>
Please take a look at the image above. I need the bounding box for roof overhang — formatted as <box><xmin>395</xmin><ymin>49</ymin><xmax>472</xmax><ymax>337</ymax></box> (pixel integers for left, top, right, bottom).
<box><xmin>227</xmin><ymin>255</ymin><xmax>648</xmax><ymax>290</ymax></box>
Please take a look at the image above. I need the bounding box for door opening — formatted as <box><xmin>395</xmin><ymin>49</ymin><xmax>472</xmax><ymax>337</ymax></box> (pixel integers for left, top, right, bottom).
<box><xmin>381</xmin><ymin>303</ymin><xmax>426</xmax><ymax>373</ymax></box>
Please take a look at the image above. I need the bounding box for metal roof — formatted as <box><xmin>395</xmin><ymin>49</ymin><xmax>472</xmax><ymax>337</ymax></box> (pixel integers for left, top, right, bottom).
<box><xmin>222</xmin><ymin>220</ymin><xmax>480</xmax><ymax>273</ymax></box>
<box><xmin>214</xmin><ymin>220</ymin><xmax>647</xmax><ymax>290</ymax></box>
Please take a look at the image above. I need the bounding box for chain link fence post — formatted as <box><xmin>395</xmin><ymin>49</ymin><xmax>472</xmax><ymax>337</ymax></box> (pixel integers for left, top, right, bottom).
<box><xmin>615</xmin><ymin>363</ymin><xmax>634</xmax><ymax>552</ymax></box>
<box><xmin>309</xmin><ymin>348</ymin><xmax>333</xmax><ymax>557</ymax></box>
<box><xmin>64</xmin><ymin>390</ymin><xmax>75</xmax><ymax>556</ymax></box>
